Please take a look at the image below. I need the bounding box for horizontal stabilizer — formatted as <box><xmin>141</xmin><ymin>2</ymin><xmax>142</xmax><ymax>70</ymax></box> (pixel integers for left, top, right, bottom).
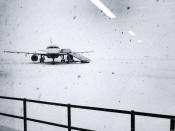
<box><xmin>69</xmin><ymin>52</ymin><xmax>90</xmax><ymax>63</ymax></box>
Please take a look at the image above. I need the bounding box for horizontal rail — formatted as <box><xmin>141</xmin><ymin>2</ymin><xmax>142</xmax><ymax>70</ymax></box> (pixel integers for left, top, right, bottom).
<box><xmin>71</xmin><ymin>104</ymin><xmax>131</xmax><ymax>114</ymax></box>
<box><xmin>27</xmin><ymin>99</ymin><xmax>67</xmax><ymax>107</ymax></box>
<box><xmin>135</xmin><ymin>111</ymin><xmax>175</xmax><ymax>119</ymax></box>
<box><xmin>27</xmin><ymin>117</ymin><xmax>94</xmax><ymax>131</ymax></box>
<box><xmin>0</xmin><ymin>112</ymin><xmax>23</xmax><ymax>119</ymax></box>
<box><xmin>27</xmin><ymin>118</ymin><xmax>67</xmax><ymax>128</ymax></box>
<box><xmin>0</xmin><ymin>96</ymin><xmax>175</xmax><ymax>119</ymax></box>
<box><xmin>27</xmin><ymin>99</ymin><xmax>175</xmax><ymax>119</ymax></box>
<box><xmin>0</xmin><ymin>112</ymin><xmax>94</xmax><ymax>131</ymax></box>
<box><xmin>71</xmin><ymin>105</ymin><xmax>175</xmax><ymax>119</ymax></box>
<box><xmin>0</xmin><ymin>96</ymin><xmax>24</xmax><ymax>101</ymax></box>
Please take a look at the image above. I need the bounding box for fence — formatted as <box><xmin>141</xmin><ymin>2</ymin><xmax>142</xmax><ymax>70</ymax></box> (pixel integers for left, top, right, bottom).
<box><xmin>0</xmin><ymin>96</ymin><xmax>175</xmax><ymax>131</ymax></box>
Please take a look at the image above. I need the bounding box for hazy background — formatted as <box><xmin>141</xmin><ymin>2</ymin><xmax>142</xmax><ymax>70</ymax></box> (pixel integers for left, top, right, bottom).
<box><xmin>0</xmin><ymin>0</ymin><xmax>175</xmax><ymax>130</ymax></box>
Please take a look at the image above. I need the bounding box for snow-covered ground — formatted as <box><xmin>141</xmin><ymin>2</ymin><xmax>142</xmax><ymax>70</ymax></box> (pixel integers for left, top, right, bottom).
<box><xmin>0</xmin><ymin>126</ymin><xmax>19</xmax><ymax>131</ymax></box>
<box><xmin>0</xmin><ymin>0</ymin><xmax>175</xmax><ymax>130</ymax></box>
<box><xmin>0</xmin><ymin>55</ymin><xmax>175</xmax><ymax>131</ymax></box>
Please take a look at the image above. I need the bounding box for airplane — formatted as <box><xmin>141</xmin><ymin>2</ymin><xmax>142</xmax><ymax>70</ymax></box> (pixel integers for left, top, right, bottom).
<box><xmin>4</xmin><ymin>45</ymin><xmax>91</xmax><ymax>64</ymax></box>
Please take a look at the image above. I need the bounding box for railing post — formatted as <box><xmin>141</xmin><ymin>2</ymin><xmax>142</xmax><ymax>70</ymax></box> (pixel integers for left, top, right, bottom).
<box><xmin>131</xmin><ymin>110</ymin><xmax>135</xmax><ymax>131</ymax></box>
<box><xmin>23</xmin><ymin>98</ymin><xmax>27</xmax><ymax>131</ymax></box>
<box><xmin>170</xmin><ymin>118</ymin><xmax>175</xmax><ymax>131</ymax></box>
<box><xmin>67</xmin><ymin>104</ymin><xmax>71</xmax><ymax>131</ymax></box>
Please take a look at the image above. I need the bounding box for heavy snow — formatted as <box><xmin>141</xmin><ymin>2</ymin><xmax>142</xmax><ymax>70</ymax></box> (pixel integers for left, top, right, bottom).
<box><xmin>0</xmin><ymin>0</ymin><xmax>175</xmax><ymax>130</ymax></box>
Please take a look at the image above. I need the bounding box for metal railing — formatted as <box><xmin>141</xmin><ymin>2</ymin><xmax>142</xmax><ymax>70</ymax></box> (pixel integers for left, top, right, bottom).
<box><xmin>0</xmin><ymin>96</ymin><xmax>175</xmax><ymax>131</ymax></box>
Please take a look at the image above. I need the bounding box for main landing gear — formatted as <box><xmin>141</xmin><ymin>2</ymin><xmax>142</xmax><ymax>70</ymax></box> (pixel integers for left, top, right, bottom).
<box><xmin>61</xmin><ymin>55</ymin><xmax>65</xmax><ymax>63</ymax></box>
<box><xmin>40</xmin><ymin>55</ymin><xmax>45</xmax><ymax>63</ymax></box>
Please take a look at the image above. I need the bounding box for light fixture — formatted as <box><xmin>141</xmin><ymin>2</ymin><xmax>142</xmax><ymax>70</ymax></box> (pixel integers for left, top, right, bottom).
<box><xmin>128</xmin><ymin>30</ymin><xmax>136</xmax><ymax>37</ymax></box>
<box><xmin>90</xmin><ymin>0</ymin><xmax>116</xmax><ymax>18</ymax></box>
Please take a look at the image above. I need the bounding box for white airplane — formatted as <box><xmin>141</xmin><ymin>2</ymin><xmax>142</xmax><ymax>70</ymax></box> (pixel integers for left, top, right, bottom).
<box><xmin>4</xmin><ymin>45</ymin><xmax>91</xmax><ymax>63</ymax></box>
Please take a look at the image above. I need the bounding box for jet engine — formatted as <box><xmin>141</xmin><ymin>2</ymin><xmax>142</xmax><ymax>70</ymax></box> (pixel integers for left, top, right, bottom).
<box><xmin>31</xmin><ymin>55</ymin><xmax>38</xmax><ymax>61</ymax></box>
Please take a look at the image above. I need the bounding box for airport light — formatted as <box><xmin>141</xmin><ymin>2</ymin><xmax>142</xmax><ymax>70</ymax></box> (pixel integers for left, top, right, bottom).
<box><xmin>128</xmin><ymin>30</ymin><xmax>136</xmax><ymax>36</ymax></box>
<box><xmin>90</xmin><ymin>0</ymin><xmax>116</xmax><ymax>18</ymax></box>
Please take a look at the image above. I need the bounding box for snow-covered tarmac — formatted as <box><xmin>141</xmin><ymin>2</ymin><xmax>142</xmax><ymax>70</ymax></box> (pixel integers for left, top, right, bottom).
<box><xmin>0</xmin><ymin>54</ymin><xmax>175</xmax><ymax>131</ymax></box>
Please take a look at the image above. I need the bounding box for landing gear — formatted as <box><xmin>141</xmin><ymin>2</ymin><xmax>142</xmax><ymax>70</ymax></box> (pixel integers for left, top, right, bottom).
<box><xmin>61</xmin><ymin>59</ymin><xmax>65</xmax><ymax>63</ymax></box>
<box><xmin>40</xmin><ymin>55</ymin><xmax>45</xmax><ymax>63</ymax></box>
<box><xmin>52</xmin><ymin>58</ymin><xmax>55</xmax><ymax>63</ymax></box>
<box><xmin>81</xmin><ymin>61</ymin><xmax>86</xmax><ymax>63</ymax></box>
<box><xmin>61</xmin><ymin>55</ymin><xmax>65</xmax><ymax>63</ymax></box>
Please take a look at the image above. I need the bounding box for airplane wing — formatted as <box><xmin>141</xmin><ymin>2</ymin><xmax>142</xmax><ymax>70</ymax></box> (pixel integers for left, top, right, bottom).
<box><xmin>4</xmin><ymin>51</ymin><xmax>46</xmax><ymax>55</ymax></box>
<box><xmin>69</xmin><ymin>52</ymin><xmax>91</xmax><ymax>63</ymax></box>
<box><xmin>74</xmin><ymin>51</ymin><xmax>93</xmax><ymax>54</ymax></box>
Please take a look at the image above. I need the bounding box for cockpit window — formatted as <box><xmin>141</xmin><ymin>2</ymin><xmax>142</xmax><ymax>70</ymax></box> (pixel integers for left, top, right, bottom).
<box><xmin>46</xmin><ymin>46</ymin><xmax>60</xmax><ymax>49</ymax></box>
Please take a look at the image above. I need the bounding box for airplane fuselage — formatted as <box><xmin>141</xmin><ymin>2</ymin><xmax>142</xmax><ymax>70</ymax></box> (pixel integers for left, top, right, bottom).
<box><xmin>45</xmin><ymin>45</ymin><xmax>61</xmax><ymax>59</ymax></box>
